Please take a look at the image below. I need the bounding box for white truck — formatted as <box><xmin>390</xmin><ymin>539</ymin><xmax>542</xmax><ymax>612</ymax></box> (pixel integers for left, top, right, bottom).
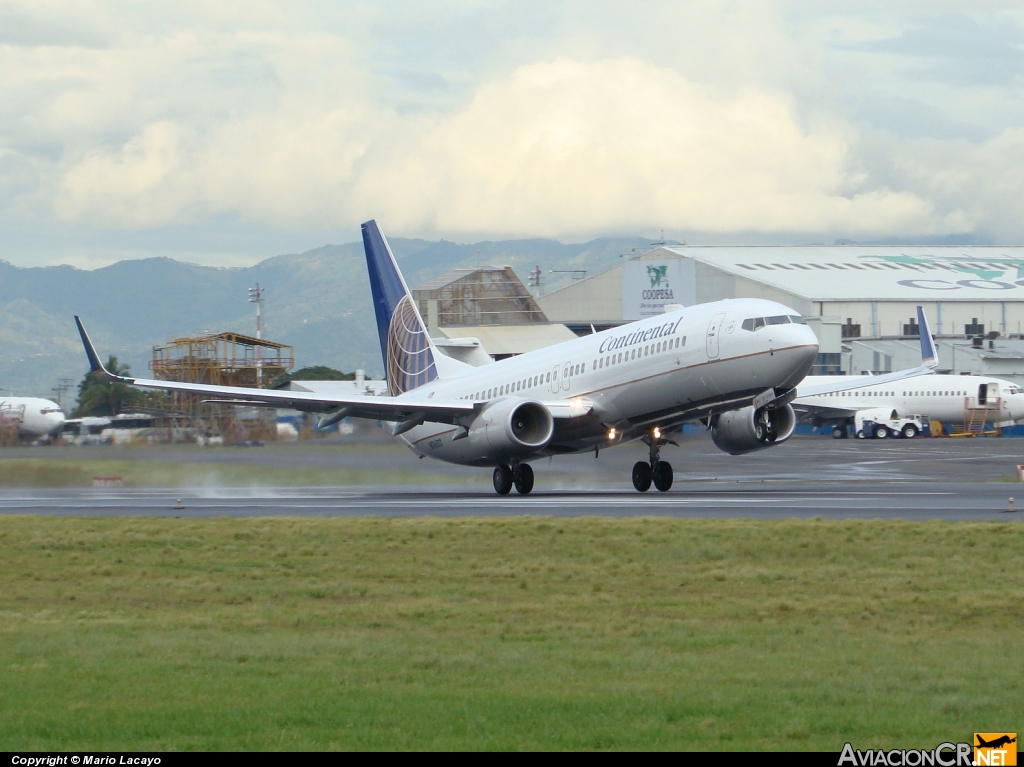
<box><xmin>855</xmin><ymin>408</ymin><xmax>928</xmax><ymax>439</ymax></box>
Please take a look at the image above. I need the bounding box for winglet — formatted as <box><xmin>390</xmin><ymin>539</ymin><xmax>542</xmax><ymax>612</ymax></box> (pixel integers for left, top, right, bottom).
<box><xmin>74</xmin><ymin>316</ymin><xmax>116</xmax><ymax>380</ymax></box>
<box><xmin>917</xmin><ymin>305</ymin><xmax>938</xmax><ymax>369</ymax></box>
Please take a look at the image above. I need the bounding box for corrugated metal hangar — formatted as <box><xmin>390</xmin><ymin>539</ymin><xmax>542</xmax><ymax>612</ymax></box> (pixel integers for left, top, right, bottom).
<box><xmin>536</xmin><ymin>246</ymin><xmax>1024</xmax><ymax>382</ymax></box>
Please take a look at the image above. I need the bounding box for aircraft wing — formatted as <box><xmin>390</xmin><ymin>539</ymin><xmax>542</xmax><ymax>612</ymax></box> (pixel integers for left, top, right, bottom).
<box><xmin>75</xmin><ymin>317</ymin><xmax>594</xmax><ymax>430</ymax></box>
<box><xmin>795</xmin><ymin>305</ymin><xmax>938</xmax><ymax>399</ymax></box>
<box><xmin>76</xmin><ymin>316</ymin><xmax>477</xmax><ymax>431</ymax></box>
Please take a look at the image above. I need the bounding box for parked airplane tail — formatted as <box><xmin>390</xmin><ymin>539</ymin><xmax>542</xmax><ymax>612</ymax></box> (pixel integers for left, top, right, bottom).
<box><xmin>362</xmin><ymin>219</ymin><xmax>456</xmax><ymax>396</ymax></box>
<box><xmin>918</xmin><ymin>305</ymin><xmax>938</xmax><ymax>369</ymax></box>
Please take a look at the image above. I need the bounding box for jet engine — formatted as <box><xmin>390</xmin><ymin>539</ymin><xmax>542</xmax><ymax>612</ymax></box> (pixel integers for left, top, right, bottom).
<box><xmin>711</xmin><ymin>403</ymin><xmax>796</xmax><ymax>455</ymax></box>
<box><xmin>468</xmin><ymin>397</ymin><xmax>554</xmax><ymax>458</ymax></box>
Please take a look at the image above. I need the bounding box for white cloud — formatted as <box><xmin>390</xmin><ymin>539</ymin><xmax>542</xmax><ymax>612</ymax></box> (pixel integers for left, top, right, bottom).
<box><xmin>3</xmin><ymin>2</ymin><xmax>1024</xmax><ymax>267</ymax></box>
<box><xmin>52</xmin><ymin>56</ymin><xmax>957</xmax><ymax>238</ymax></box>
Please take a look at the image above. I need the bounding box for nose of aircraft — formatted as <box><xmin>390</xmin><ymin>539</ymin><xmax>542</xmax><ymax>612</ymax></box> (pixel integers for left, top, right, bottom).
<box><xmin>47</xmin><ymin>410</ymin><xmax>66</xmax><ymax>436</ymax></box>
<box><xmin>1010</xmin><ymin>393</ymin><xmax>1024</xmax><ymax>423</ymax></box>
<box><xmin>780</xmin><ymin>322</ymin><xmax>819</xmax><ymax>387</ymax></box>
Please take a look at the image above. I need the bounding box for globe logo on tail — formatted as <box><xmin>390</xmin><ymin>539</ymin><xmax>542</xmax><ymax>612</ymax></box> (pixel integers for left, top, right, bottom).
<box><xmin>386</xmin><ymin>296</ymin><xmax>437</xmax><ymax>395</ymax></box>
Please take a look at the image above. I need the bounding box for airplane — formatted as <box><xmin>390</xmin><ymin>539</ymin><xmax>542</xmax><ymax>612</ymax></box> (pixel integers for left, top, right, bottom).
<box><xmin>795</xmin><ymin>311</ymin><xmax>1024</xmax><ymax>438</ymax></box>
<box><xmin>976</xmin><ymin>735</ymin><xmax>1016</xmax><ymax>749</ymax></box>
<box><xmin>0</xmin><ymin>396</ymin><xmax>66</xmax><ymax>441</ymax></box>
<box><xmin>72</xmin><ymin>219</ymin><xmax>938</xmax><ymax>495</ymax></box>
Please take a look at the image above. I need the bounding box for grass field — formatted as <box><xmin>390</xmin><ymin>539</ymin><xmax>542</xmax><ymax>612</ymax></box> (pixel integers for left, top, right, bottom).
<box><xmin>0</xmin><ymin>516</ymin><xmax>1021</xmax><ymax>750</ymax></box>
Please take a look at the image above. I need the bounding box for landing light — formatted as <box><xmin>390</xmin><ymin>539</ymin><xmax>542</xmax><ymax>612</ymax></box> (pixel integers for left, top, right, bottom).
<box><xmin>608</xmin><ymin>428</ymin><xmax>616</xmax><ymax>440</ymax></box>
<box><xmin>653</xmin><ymin>427</ymin><xmax>661</xmax><ymax>439</ymax></box>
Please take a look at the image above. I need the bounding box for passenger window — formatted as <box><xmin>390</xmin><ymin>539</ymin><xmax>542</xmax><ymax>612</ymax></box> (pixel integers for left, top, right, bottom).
<box><xmin>618</xmin><ymin>353</ymin><xmax>622</xmax><ymax>363</ymax></box>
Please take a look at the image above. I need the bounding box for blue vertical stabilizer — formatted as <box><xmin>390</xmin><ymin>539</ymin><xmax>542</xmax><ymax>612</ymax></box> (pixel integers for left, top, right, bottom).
<box><xmin>361</xmin><ymin>220</ymin><xmax>438</xmax><ymax>395</ymax></box>
<box><xmin>917</xmin><ymin>305</ymin><xmax>938</xmax><ymax>368</ymax></box>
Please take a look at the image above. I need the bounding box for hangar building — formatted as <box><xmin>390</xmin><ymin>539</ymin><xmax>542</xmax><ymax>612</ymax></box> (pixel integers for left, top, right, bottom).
<box><xmin>537</xmin><ymin>245</ymin><xmax>1024</xmax><ymax>381</ymax></box>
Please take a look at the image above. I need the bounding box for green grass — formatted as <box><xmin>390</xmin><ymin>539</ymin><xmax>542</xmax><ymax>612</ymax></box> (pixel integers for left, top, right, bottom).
<box><xmin>0</xmin><ymin>457</ymin><xmax>478</xmax><ymax>487</ymax></box>
<box><xmin>0</xmin><ymin>516</ymin><xmax>1021</xmax><ymax>750</ymax></box>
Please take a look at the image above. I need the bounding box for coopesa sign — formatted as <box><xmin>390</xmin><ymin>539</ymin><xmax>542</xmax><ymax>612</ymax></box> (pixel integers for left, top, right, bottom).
<box><xmin>898</xmin><ymin>279</ymin><xmax>1024</xmax><ymax>291</ymax></box>
<box><xmin>623</xmin><ymin>260</ymin><xmax>687</xmax><ymax>319</ymax></box>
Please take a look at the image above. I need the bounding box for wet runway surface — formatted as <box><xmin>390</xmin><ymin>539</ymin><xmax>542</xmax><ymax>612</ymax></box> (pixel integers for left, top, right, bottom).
<box><xmin>3</xmin><ymin>435</ymin><xmax>1024</xmax><ymax>520</ymax></box>
<box><xmin>0</xmin><ymin>482</ymin><xmax>1021</xmax><ymax>520</ymax></box>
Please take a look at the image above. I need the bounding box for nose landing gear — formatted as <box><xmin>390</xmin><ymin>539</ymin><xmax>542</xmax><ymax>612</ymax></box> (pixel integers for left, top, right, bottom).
<box><xmin>632</xmin><ymin>429</ymin><xmax>674</xmax><ymax>492</ymax></box>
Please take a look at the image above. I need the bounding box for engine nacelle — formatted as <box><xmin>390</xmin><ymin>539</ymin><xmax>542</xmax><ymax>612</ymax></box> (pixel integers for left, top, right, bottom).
<box><xmin>468</xmin><ymin>397</ymin><xmax>554</xmax><ymax>458</ymax></box>
<box><xmin>711</xmin><ymin>403</ymin><xmax>797</xmax><ymax>456</ymax></box>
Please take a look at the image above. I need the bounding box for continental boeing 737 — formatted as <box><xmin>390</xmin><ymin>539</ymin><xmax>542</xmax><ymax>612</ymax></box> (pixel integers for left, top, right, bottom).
<box><xmin>73</xmin><ymin>220</ymin><xmax>939</xmax><ymax>495</ymax></box>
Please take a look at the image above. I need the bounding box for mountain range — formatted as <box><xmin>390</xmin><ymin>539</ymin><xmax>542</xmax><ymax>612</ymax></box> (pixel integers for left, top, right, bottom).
<box><xmin>0</xmin><ymin>235</ymin><xmax>652</xmax><ymax>402</ymax></box>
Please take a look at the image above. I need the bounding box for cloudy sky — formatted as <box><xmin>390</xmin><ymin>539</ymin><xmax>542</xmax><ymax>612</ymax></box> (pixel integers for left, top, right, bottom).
<box><xmin>2</xmin><ymin>1</ymin><xmax>1024</xmax><ymax>267</ymax></box>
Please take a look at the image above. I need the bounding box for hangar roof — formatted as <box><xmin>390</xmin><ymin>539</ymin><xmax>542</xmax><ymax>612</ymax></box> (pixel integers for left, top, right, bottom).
<box><xmin>661</xmin><ymin>246</ymin><xmax>1024</xmax><ymax>302</ymax></box>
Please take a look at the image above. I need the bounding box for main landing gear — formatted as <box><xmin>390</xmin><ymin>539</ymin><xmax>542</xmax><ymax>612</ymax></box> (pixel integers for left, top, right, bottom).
<box><xmin>493</xmin><ymin>462</ymin><xmax>534</xmax><ymax>495</ymax></box>
<box><xmin>633</xmin><ymin>430</ymin><xmax>673</xmax><ymax>492</ymax></box>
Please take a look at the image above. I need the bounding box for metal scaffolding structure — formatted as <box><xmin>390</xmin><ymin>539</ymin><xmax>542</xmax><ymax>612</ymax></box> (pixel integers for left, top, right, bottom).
<box><xmin>149</xmin><ymin>331</ymin><xmax>294</xmax><ymax>440</ymax></box>
<box><xmin>414</xmin><ymin>267</ymin><xmax>548</xmax><ymax>328</ymax></box>
<box><xmin>151</xmin><ymin>331</ymin><xmax>294</xmax><ymax>387</ymax></box>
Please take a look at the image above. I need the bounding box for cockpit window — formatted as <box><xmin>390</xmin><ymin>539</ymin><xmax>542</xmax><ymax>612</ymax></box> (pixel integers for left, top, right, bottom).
<box><xmin>744</xmin><ymin>316</ymin><xmax>794</xmax><ymax>330</ymax></box>
<box><xmin>788</xmin><ymin>315</ymin><xmax>806</xmax><ymax>324</ymax></box>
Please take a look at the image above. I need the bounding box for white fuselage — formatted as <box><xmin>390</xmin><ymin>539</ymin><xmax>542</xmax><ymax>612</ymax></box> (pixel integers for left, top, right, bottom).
<box><xmin>0</xmin><ymin>397</ymin><xmax>66</xmax><ymax>440</ymax></box>
<box><xmin>378</xmin><ymin>299</ymin><xmax>818</xmax><ymax>466</ymax></box>
<box><xmin>796</xmin><ymin>374</ymin><xmax>1024</xmax><ymax>425</ymax></box>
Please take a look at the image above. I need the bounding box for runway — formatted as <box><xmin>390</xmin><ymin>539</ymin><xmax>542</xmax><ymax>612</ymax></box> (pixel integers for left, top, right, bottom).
<box><xmin>3</xmin><ymin>435</ymin><xmax>1024</xmax><ymax>520</ymax></box>
<box><xmin>1</xmin><ymin>481</ymin><xmax>1021</xmax><ymax>520</ymax></box>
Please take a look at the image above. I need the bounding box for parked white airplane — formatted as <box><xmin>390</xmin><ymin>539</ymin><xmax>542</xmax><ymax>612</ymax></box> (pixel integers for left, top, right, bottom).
<box><xmin>794</xmin><ymin>307</ymin><xmax>1024</xmax><ymax>438</ymax></box>
<box><xmin>0</xmin><ymin>396</ymin><xmax>66</xmax><ymax>441</ymax></box>
<box><xmin>73</xmin><ymin>220</ymin><xmax>937</xmax><ymax>494</ymax></box>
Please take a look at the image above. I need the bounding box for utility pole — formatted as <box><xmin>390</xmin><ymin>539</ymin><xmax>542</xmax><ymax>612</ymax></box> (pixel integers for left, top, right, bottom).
<box><xmin>52</xmin><ymin>378</ymin><xmax>73</xmax><ymax>410</ymax></box>
<box><xmin>528</xmin><ymin>265</ymin><xmax>542</xmax><ymax>296</ymax></box>
<box><xmin>248</xmin><ymin>283</ymin><xmax>264</xmax><ymax>388</ymax></box>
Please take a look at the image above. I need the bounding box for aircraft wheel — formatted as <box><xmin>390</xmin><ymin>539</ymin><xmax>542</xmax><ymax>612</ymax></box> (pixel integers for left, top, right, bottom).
<box><xmin>632</xmin><ymin>461</ymin><xmax>652</xmax><ymax>492</ymax></box>
<box><xmin>653</xmin><ymin>461</ymin><xmax>673</xmax><ymax>492</ymax></box>
<box><xmin>513</xmin><ymin>463</ymin><xmax>534</xmax><ymax>495</ymax></box>
<box><xmin>901</xmin><ymin>424</ymin><xmax>918</xmax><ymax>439</ymax></box>
<box><xmin>492</xmin><ymin>465</ymin><xmax>513</xmax><ymax>495</ymax></box>
<box><xmin>832</xmin><ymin>426</ymin><xmax>846</xmax><ymax>439</ymax></box>
<box><xmin>874</xmin><ymin>425</ymin><xmax>889</xmax><ymax>439</ymax></box>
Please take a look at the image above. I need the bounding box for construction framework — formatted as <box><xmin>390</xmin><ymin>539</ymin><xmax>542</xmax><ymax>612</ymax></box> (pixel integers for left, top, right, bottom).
<box><xmin>151</xmin><ymin>331</ymin><xmax>294</xmax><ymax>387</ymax></box>
<box><xmin>414</xmin><ymin>267</ymin><xmax>548</xmax><ymax>328</ymax></box>
<box><xmin>149</xmin><ymin>331</ymin><xmax>294</xmax><ymax>440</ymax></box>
